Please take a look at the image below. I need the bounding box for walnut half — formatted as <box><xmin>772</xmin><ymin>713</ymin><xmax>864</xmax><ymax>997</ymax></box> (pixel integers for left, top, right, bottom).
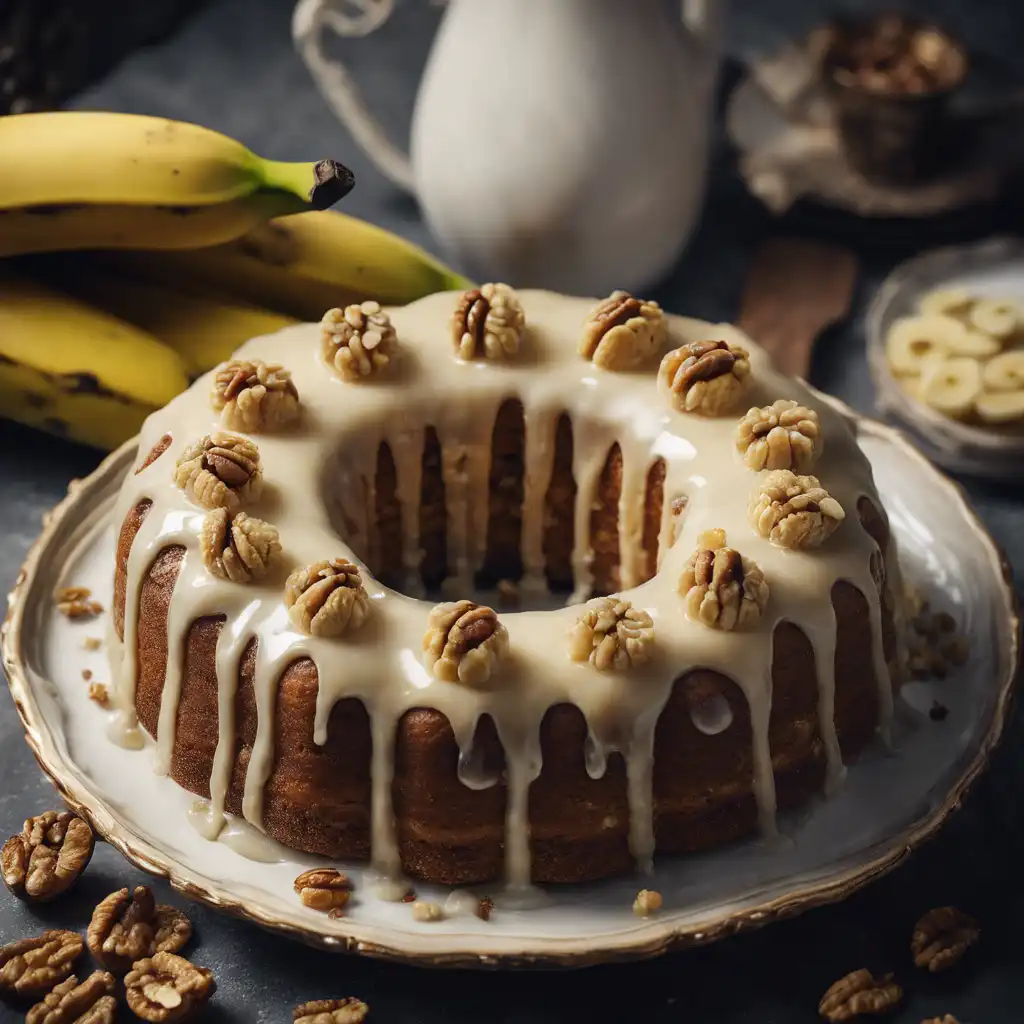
<box><xmin>579</xmin><ymin>290</ymin><xmax>667</xmax><ymax>370</ymax></box>
<box><xmin>285</xmin><ymin>558</ymin><xmax>370</xmax><ymax>638</ymax></box>
<box><xmin>659</xmin><ymin>339</ymin><xmax>751</xmax><ymax>416</ymax></box>
<box><xmin>0</xmin><ymin>930</ymin><xmax>84</xmax><ymax>998</ymax></box>
<box><xmin>422</xmin><ymin>601</ymin><xmax>509</xmax><ymax>686</ymax></box>
<box><xmin>124</xmin><ymin>952</ymin><xmax>215</xmax><ymax>1023</ymax></box>
<box><xmin>749</xmin><ymin>470</ymin><xmax>845</xmax><ymax>550</ymax></box>
<box><xmin>26</xmin><ymin>970</ymin><xmax>116</xmax><ymax>1024</ymax></box>
<box><xmin>210</xmin><ymin>359</ymin><xmax>299</xmax><ymax>432</ymax></box>
<box><xmin>321</xmin><ymin>301</ymin><xmax>398</xmax><ymax>381</ymax></box>
<box><xmin>293</xmin><ymin>998</ymin><xmax>370</xmax><ymax>1024</ymax></box>
<box><xmin>293</xmin><ymin>869</ymin><xmax>353</xmax><ymax>912</ymax></box>
<box><xmin>200</xmin><ymin>508</ymin><xmax>281</xmax><ymax>583</ymax></box>
<box><xmin>174</xmin><ymin>433</ymin><xmax>262</xmax><ymax>511</ymax></box>
<box><xmin>911</xmin><ymin>906</ymin><xmax>980</xmax><ymax>973</ymax></box>
<box><xmin>452</xmin><ymin>283</ymin><xmax>525</xmax><ymax>360</ymax></box>
<box><xmin>680</xmin><ymin>531</ymin><xmax>769</xmax><ymax>631</ymax></box>
<box><xmin>818</xmin><ymin>969</ymin><xmax>902</xmax><ymax>1022</ymax></box>
<box><xmin>1</xmin><ymin>810</ymin><xmax>94</xmax><ymax>902</ymax></box>
<box><xmin>87</xmin><ymin>886</ymin><xmax>192</xmax><ymax>976</ymax></box>
<box><xmin>735</xmin><ymin>399</ymin><xmax>822</xmax><ymax>472</ymax></box>
<box><xmin>569</xmin><ymin>597</ymin><xmax>655</xmax><ymax>671</ymax></box>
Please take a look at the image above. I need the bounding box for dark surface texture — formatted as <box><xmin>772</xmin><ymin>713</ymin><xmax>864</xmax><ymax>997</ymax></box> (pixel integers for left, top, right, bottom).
<box><xmin>2</xmin><ymin>0</ymin><xmax>1024</xmax><ymax>1020</ymax></box>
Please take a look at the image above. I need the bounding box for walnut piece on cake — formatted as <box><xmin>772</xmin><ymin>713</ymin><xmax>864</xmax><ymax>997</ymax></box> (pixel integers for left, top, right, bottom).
<box><xmin>569</xmin><ymin>597</ymin><xmax>655</xmax><ymax>671</ymax></box>
<box><xmin>579</xmin><ymin>290</ymin><xmax>667</xmax><ymax>370</ymax></box>
<box><xmin>735</xmin><ymin>399</ymin><xmax>821</xmax><ymax>472</ymax></box>
<box><xmin>124</xmin><ymin>952</ymin><xmax>215</xmax><ymax>1023</ymax></box>
<box><xmin>200</xmin><ymin>508</ymin><xmax>280</xmax><ymax>583</ymax></box>
<box><xmin>174</xmin><ymin>433</ymin><xmax>262</xmax><ymax>511</ymax></box>
<box><xmin>285</xmin><ymin>559</ymin><xmax>370</xmax><ymax>638</ymax></box>
<box><xmin>1</xmin><ymin>810</ymin><xmax>94</xmax><ymax>902</ymax></box>
<box><xmin>422</xmin><ymin>601</ymin><xmax>509</xmax><ymax>686</ymax></box>
<box><xmin>680</xmin><ymin>530</ymin><xmax>769</xmax><ymax>631</ymax></box>
<box><xmin>321</xmin><ymin>301</ymin><xmax>398</xmax><ymax>381</ymax></box>
<box><xmin>210</xmin><ymin>359</ymin><xmax>299</xmax><ymax>432</ymax></box>
<box><xmin>659</xmin><ymin>339</ymin><xmax>751</xmax><ymax>415</ymax></box>
<box><xmin>749</xmin><ymin>470</ymin><xmax>845</xmax><ymax>549</ymax></box>
<box><xmin>818</xmin><ymin>969</ymin><xmax>901</xmax><ymax>1022</ymax></box>
<box><xmin>452</xmin><ymin>283</ymin><xmax>525</xmax><ymax>360</ymax></box>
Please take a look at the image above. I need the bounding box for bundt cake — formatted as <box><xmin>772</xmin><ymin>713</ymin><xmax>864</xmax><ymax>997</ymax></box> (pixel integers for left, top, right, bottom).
<box><xmin>108</xmin><ymin>286</ymin><xmax>900</xmax><ymax>893</ymax></box>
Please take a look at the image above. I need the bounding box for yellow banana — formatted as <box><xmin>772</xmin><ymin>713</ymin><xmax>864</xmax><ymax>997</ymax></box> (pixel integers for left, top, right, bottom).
<box><xmin>27</xmin><ymin>258</ymin><xmax>298</xmax><ymax>377</ymax></box>
<box><xmin>92</xmin><ymin>209</ymin><xmax>472</xmax><ymax>320</ymax></box>
<box><xmin>0</xmin><ymin>112</ymin><xmax>353</xmax><ymax>258</ymax></box>
<box><xmin>0</xmin><ymin>277</ymin><xmax>189</xmax><ymax>450</ymax></box>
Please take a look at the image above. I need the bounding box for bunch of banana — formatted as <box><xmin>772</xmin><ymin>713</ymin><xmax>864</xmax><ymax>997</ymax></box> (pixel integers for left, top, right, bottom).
<box><xmin>0</xmin><ymin>111</ymin><xmax>471</xmax><ymax>451</ymax></box>
<box><xmin>885</xmin><ymin>285</ymin><xmax>1024</xmax><ymax>425</ymax></box>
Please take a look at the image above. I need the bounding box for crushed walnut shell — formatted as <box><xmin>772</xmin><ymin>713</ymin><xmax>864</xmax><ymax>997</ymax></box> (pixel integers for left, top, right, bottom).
<box><xmin>818</xmin><ymin>969</ymin><xmax>902</xmax><ymax>1022</ymax></box>
<box><xmin>200</xmin><ymin>508</ymin><xmax>281</xmax><ymax>584</ymax></box>
<box><xmin>83</xmin><ymin>637</ymin><xmax>103</xmax><ymax>652</ymax></box>
<box><xmin>632</xmin><ymin>889</ymin><xmax>663</xmax><ymax>917</ymax></box>
<box><xmin>293</xmin><ymin>869</ymin><xmax>353</xmax><ymax>913</ymax></box>
<box><xmin>659</xmin><ymin>339</ymin><xmax>751</xmax><ymax>416</ymax></box>
<box><xmin>911</xmin><ymin>907</ymin><xmax>980</xmax><ymax>973</ymax></box>
<box><xmin>124</xmin><ymin>952</ymin><xmax>215</xmax><ymax>1023</ymax></box>
<box><xmin>285</xmin><ymin>558</ymin><xmax>370</xmax><ymax>637</ymax></box>
<box><xmin>736</xmin><ymin>399</ymin><xmax>822</xmax><ymax>472</ymax></box>
<box><xmin>1</xmin><ymin>810</ymin><xmax>94</xmax><ymax>902</ymax></box>
<box><xmin>422</xmin><ymin>601</ymin><xmax>510</xmax><ymax>686</ymax></box>
<box><xmin>87</xmin><ymin>885</ymin><xmax>192</xmax><ymax>976</ymax></box>
<box><xmin>174</xmin><ymin>433</ymin><xmax>262</xmax><ymax>511</ymax></box>
<box><xmin>321</xmin><ymin>301</ymin><xmax>398</xmax><ymax>381</ymax></box>
<box><xmin>293</xmin><ymin>997</ymin><xmax>369</xmax><ymax>1024</ymax></box>
<box><xmin>680</xmin><ymin>531</ymin><xmax>769</xmax><ymax>631</ymax></box>
<box><xmin>26</xmin><ymin>970</ymin><xmax>116</xmax><ymax>1024</ymax></box>
<box><xmin>54</xmin><ymin>586</ymin><xmax>103</xmax><ymax>620</ymax></box>
<box><xmin>569</xmin><ymin>597</ymin><xmax>655</xmax><ymax>671</ymax></box>
<box><xmin>749</xmin><ymin>470</ymin><xmax>845</xmax><ymax>549</ymax></box>
<box><xmin>0</xmin><ymin>930</ymin><xmax>84</xmax><ymax>997</ymax></box>
<box><xmin>411</xmin><ymin>901</ymin><xmax>444</xmax><ymax>922</ymax></box>
<box><xmin>88</xmin><ymin>683</ymin><xmax>110</xmax><ymax>708</ymax></box>
<box><xmin>210</xmin><ymin>359</ymin><xmax>299</xmax><ymax>432</ymax></box>
<box><xmin>579</xmin><ymin>290</ymin><xmax>667</xmax><ymax>370</ymax></box>
<box><xmin>452</xmin><ymin>283</ymin><xmax>525</xmax><ymax>360</ymax></box>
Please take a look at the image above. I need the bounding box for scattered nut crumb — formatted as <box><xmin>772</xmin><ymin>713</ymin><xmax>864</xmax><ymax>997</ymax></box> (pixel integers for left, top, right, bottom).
<box><xmin>632</xmin><ymin>889</ymin><xmax>663</xmax><ymax>917</ymax></box>
<box><xmin>55</xmin><ymin>588</ymin><xmax>103</xmax><ymax>620</ymax></box>
<box><xmin>477</xmin><ymin>897</ymin><xmax>494</xmax><ymax>921</ymax></box>
<box><xmin>411</xmin><ymin>901</ymin><xmax>444</xmax><ymax>922</ymax></box>
<box><xmin>54</xmin><ymin>586</ymin><xmax>90</xmax><ymax>603</ymax></box>
<box><xmin>83</xmin><ymin>637</ymin><xmax>103</xmax><ymax>651</ymax></box>
<box><xmin>818</xmin><ymin>969</ymin><xmax>902</xmax><ymax>1021</ymax></box>
<box><xmin>929</xmin><ymin>700</ymin><xmax>949</xmax><ymax>722</ymax></box>
<box><xmin>81</xmin><ymin>669</ymin><xmax>92</xmax><ymax>682</ymax></box>
<box><xmin>88</xmin><ymin>683</ymin><xmax>110</xmax><ymax>708</ymax></box>
<box><xmin>912</xmin><ymin>907</ymin><xmax>980</xmax><ymax>972</ymax></box>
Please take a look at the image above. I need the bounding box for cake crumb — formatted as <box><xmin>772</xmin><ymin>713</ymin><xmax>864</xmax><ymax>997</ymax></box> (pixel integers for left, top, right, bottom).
<box><xmin>83</xmin><ymin>637</ymin><xmax>103</xmax><ymax>651</ymax></box>
<box><xmin>411</xmin><ymin>901</ymin><xmax>444</xmax><ymax>922</ymax></box>
<box><xmin>88</xmin><ymin>683</ymin><xmax>110</xmax><ymax>707</ymax></box>
<box><xmin>633</xmin><ymin>889</ymin><xmax>663</xmax><ymax>917</ymax></box>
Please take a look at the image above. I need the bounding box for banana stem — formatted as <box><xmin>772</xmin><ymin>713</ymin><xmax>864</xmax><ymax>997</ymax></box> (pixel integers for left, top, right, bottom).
<box><xmin>258</xmin><ymin>159</ymin><xmax>355</xmax><ymax>211</ymax></box>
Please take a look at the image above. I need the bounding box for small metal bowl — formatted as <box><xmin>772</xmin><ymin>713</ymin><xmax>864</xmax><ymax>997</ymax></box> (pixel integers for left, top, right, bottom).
<box><xmin>816</xmin><ymin>14</ymin><xmax>969</xmax><ymax>186</ymax></box>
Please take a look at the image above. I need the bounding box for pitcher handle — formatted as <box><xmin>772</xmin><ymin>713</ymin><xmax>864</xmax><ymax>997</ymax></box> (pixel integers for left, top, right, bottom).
<box><xmin>293</xmin><ymin>0</ymin><xmax>416</xmax><ymax>193</ymax></box>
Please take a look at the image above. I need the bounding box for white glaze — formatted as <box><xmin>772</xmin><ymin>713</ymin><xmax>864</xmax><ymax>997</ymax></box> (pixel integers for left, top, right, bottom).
<box><xmin>109</xmin><ymin>289</ymin><xmax>895</xmax><ymax>890</ymax></box>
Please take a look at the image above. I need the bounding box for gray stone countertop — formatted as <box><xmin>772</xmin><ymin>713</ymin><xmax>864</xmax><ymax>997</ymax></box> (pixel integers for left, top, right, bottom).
<box><xmin>2</xmin><ymin>1</ymin><xmax>1023</xmax><ymax>1020</ymax></box>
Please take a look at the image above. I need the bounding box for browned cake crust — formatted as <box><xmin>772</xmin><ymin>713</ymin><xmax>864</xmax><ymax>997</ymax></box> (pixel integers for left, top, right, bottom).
<box><xmin>115</xmin><ymin>418</ymin><xmax>896</xmax><ymax>885</ymax></box>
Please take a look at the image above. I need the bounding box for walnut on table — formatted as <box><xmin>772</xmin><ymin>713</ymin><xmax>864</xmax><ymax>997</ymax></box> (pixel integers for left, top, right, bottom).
<box><xmin>26</xmin><ymin>970</ymin><xmax>116</xmax><ymax>1024</ymax></box>
<box><xmin>818</xmin><ymin>969</ymin><xmax>902</xmax><ymax>1021</ymax></box>
<box><xmin>210</xmin><ymin>359</ymin><xmax>299</xmax><ymax>432</ymax></box>
<box><xmin>736</xmin><ymin>399</ymin><xmax>822</xmax><ymax>472</ymax></box>
<box><xmin>124</xmin><ymin>952</ymin><xmax>215</xmax><ymax>1023</ymax></box>
<box><xmin>285</xmin><ymin>558</ymin><xmax>370</xmax><ymax>637</ymax></box>
<box><xmin>579</xmin><ymin>290</ymin><xmax>667</xmax><ymax>370</ymax></box>
<box><xmin>569</xmin><ymin>597</ymin><xmax>655</xmax><ymax>671</ymax></box>
<box><xmin>1</xmin><ymin>810</ymin><xmax>94</xmax><ymax>902</ymax></box>
<box><xmin>87</xmin><ymin>885</ymin><xmax>192</xmax><ymax>976</ymax></box>
<box><xmin>293</xmin><ymin>998</ymin><xmax>370</xmax><ymax>1024</ymax></box>
<box><xmin>632</xmin><ymin>889</ymin><xmax>663</xmax><ymax>917</ymax></box>
<box><xmin>0</xmin><ymin>931</ymin><xmax>84</xmax><ymax>998</ymax></box>
<box><xmin>911</xmin><ymin>906</ymin><xmax>980</xmax><ymax>973</ymax></box>
<box><xmin>749</xmin><ymin>470</ymin><xmax>845</xmax><ymax>550</ymax></box>
<box><xmin>659</xmin><ymin>339</ymin><xmax>751</xmax><ymax>416</ymax></box>
<box><xmin>174</xmin><ymin>433</ymin><xmax>262</xmax><ymax>511</ymax></box>
<box><xmin>293</xmin><ymin>869</ymin><xmax>353</xmax><ymax>912</ymax></box>
<box><xmin>200</xmin><ymin>508</ymin><xmax>281</xmax><ymax>583</ymax></box>
<box><xmin>422</xmin><ymin>601</ymin><xmax>509</xmax><ymax>686</ymax></box>
<box><xmin>452</xmin><ymin>283</ymin><xmax>525</xmax><ymax>361</ymax></box>
<box><xmin>321</xmin><ymin>301</ymin><xmax>398</xmax><ymax>381</ymax></box>
<box><xmin>680</xmin><ymin>529</ymin><xmax>769</xmax><ymax>631</ymax></box>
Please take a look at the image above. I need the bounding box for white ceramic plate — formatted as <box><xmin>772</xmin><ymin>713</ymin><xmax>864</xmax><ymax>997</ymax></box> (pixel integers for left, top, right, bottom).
<box><xmin>868</xmin><ymin>236</ymin><xmax>1024</xmax><ymax>480</ymax></box>
<box><xmin>2</xmin><ymin>415</ymin><xmax>1018</xmax><ymax>968</ymax></box>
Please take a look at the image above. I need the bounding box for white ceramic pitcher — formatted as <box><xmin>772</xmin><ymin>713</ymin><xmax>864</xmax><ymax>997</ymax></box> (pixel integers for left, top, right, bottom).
<box><xmin>294</xmin><ymin>0</ymin><xmax>724</xmax><ymax>294</ymax></box>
